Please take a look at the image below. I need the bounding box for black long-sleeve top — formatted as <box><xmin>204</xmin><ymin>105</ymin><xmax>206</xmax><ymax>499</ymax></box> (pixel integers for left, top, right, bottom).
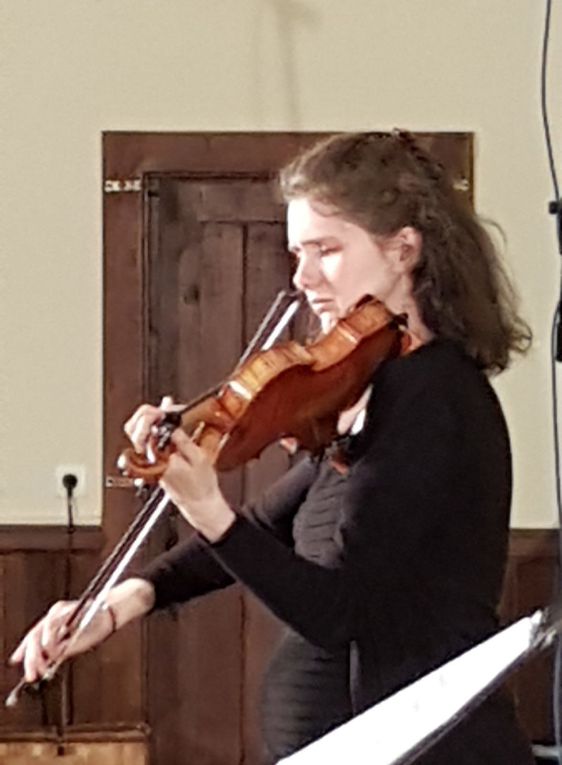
<box><xmin>140</xmin><ymin>339</ymin><xmax>534</xmax><ymax>764</ymax></box>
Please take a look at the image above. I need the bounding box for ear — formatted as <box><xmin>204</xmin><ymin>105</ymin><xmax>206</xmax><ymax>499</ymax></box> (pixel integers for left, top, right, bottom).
<box><xmin>386</xmin><ymin>226</ymin><xmax>422</xmax><ymax>274</ymax></box>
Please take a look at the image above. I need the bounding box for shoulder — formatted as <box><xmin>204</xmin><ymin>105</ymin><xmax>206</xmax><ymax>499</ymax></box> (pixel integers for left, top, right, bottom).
<box><xmin>372</xmin><ymin>339</ymin><xmax>494</xmax><ymax>405</ymax></box>
<box><xmin>382</xmin><ymin>338</ymin><xmax>475</xmax><ymax>382</ymax></box>
<box><xmin>362</xmin><ymin>339</ymin><xmax>507</xmax><ymax>441</ymax></box>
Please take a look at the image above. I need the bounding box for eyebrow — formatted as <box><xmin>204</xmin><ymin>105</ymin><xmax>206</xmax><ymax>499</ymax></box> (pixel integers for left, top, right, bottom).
<box><xmin>288</xmin><ymin>236</ymin><xmax>339</xmax><ymax>254</ymax></box>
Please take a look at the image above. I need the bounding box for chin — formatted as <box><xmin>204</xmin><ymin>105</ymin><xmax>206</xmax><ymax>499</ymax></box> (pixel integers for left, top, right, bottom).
<box><xmin>319</xmin><ymin>313</ymin><xmax>337</xmax><ymax>333</ymax></box>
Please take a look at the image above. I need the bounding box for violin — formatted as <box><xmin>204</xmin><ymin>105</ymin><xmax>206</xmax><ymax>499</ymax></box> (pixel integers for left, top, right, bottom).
<box><xmin>6</xmin><ymin>292</ymin><xmax>408</xmax><ymax>708</ymax></box>
<box><xmin>118</xmin><ymin>295</ymin><xmax>409</xmax><ymax>482</ymax></box>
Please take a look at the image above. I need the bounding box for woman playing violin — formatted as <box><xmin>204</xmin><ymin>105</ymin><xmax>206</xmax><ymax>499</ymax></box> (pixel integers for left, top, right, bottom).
<box><xmin>11</xmin><ymin>132</ymin><xmax>535</xmax><ymax>764</ymax></box>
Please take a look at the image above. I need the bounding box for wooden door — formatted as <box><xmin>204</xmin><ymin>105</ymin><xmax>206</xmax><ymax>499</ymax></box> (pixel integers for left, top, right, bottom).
<box><xmin>144</xmin><ymin>172</ymin><xmax>294</xmax><ymax>765</ymax></box>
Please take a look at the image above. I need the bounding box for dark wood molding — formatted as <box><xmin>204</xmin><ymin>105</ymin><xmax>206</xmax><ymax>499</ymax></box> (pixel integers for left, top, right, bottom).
<box><xmin>1</xmin><ymin>525</ymin><xmax>547</xmax><ymax>554</ymax></box>
<box><xmin>102</xmin><ymin>131</ymin><xmax>472</xmax><ymax>188</ymax></box>
<box><xmin>0</xmin><ymin>525</ymin><xmax>549</xmax><ymax>555</ymax></box>
<box><xmin>0</xmin><ymin>526</ymin><xmax>104</xmax><ymax>552</ymax></box>
<box><xmin>508</xmin><ymin>528</ymin><xmax>559</xmax><ymax>558</ymax></box>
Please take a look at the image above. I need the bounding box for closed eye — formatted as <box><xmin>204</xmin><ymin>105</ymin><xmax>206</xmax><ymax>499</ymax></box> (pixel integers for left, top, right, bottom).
<box><xmin>288</xmin><ymin>242</ymin><xmax>341</xmax><ymax>258</ymax></box>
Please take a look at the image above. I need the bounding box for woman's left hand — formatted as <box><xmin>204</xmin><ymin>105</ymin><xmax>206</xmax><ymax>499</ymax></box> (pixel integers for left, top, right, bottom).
<box><xmin>160</xmin><ymin>429</ymin><xmax>236</xmax><ymax>542</ymax></box>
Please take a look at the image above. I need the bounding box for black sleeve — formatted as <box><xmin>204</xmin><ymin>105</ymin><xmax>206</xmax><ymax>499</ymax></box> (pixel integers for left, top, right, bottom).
<box><xmin>137</xmin><ymin>455</ymin><xmax>318</xmax><ymax>609</ymax></box>
<box><xmin>204</xmin><ymin>368</ymin><xmax>462</xmax><ymax>650</ymax></box>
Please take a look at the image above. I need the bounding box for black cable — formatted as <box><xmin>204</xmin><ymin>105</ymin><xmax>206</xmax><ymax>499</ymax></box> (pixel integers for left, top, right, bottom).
<box><xmin>550</xmin><ymin>301</ymin><xmax>562</xmax><ymax>764</ymax></box>
<box><xmin>541</xmin><ymin>1</ymin><xmax>562</xmax><ymax>762</ymax></box>
<box><xmin>541</xmin><ymin>0</ymin><xmax>561</xmax><ymax>215</ymax></box>
<box><xmin>62</xmin><ymin>473</ymin><xmax>77</xmax><ymax>537</ymax></box>
<box><xmin>57</xmin><ymin>474</ymin><xmax>78</xmax><ymax>753</ymax></box>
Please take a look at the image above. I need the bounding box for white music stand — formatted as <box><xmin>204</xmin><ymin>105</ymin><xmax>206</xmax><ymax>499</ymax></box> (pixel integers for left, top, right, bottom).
<box><xmin>280</xmin><ymin>609</ymin><xmax>557</xmax><ymax>765</ymax></box>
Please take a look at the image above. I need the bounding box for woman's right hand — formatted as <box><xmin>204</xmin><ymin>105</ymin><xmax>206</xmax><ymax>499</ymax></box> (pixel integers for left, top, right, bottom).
<box><xmin>9</xmin><ymin>599</ymin><xmax>114</xmax><ymax>683</ymax></box>
<box><xmin>9</xmin><ymin>578</ymin><xmax>156</xmax><ymax>683</ymax></box>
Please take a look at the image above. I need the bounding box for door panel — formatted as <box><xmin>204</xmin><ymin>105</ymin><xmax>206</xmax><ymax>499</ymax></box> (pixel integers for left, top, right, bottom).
<box><xmin>146</xmin><ymin>174</ymin><xmax>292</xmax><ymax>765</ymax></box>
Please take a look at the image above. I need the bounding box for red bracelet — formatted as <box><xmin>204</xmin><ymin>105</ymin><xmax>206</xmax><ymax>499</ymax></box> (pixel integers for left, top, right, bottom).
<box><xmin>103</xmin><ymin>603</ymin><xmax>118</xmax><ymax>634</ymax></box>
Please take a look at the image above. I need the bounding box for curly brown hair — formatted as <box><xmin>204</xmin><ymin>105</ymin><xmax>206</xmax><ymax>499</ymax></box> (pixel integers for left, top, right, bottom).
<box><xmin>279</xmin><ymin>131</ymin><xmax>531</xmax><ymax>374</ymax></box>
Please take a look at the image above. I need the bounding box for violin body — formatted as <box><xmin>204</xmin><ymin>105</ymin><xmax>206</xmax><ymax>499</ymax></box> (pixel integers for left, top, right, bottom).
<box><xmin>120</xmin><ymin>297</ymin><xmax>407</xmax><ymax>480</ymax></box>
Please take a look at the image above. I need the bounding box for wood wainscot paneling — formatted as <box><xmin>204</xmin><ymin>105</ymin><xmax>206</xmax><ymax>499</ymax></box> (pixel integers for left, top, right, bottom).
<box><xmin>499</xmin><ymin>528</ymin><xmax>560</xmax><ymax>744</ymax></box>
<box><xmin>0</xmin><ymin>525</ymin><xmax>140</xmax><ymax>730</ymax></box>
<box><xmin>0</xmin><ymin>525</ymin><xmax>150</xmax><ymax>760</ymax></box>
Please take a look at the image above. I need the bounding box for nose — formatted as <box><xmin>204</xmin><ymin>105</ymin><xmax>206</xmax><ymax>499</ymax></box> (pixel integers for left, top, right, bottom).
<box><xmin>292</xmin><ymin>251</ymin><xmax>321</xmax><ymax>292</ymax></box>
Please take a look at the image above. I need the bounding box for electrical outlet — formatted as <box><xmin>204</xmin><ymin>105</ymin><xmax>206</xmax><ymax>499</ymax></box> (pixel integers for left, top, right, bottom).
<box><xmin>55</xmin><ymin>464</ymin><xmax>86</xmax><ymax>498</ymax></box>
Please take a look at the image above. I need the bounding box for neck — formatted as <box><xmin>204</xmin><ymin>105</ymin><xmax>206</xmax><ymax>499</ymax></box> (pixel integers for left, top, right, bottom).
<box><xmin>387</xmin><ymin>293</ymin><xmax>434</xmax><ymax>351</ymax></box>
<box><xmin>405</xmin><ymin>313</ymin><xmax>434</xmax><ymax>351</ymax></box>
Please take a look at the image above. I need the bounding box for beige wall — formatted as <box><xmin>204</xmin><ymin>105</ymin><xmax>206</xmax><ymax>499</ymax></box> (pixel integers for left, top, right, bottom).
<box><xmin>0</xmin><ymin>0</ymin><xmax>560</xmax><ymax>526</ymax></box>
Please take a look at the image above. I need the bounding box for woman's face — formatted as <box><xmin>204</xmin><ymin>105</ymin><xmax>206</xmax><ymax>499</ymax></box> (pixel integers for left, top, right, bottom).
<box><xmin>287</xmin><ymin>198</ymin><xmax>407</xmax><ymax>332</ymax></box>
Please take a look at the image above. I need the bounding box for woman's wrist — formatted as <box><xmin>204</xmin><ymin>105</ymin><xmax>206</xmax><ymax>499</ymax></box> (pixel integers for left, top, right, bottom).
<box><xmin>104</xmin><ymin>578</ymin><xmax>156</xmax><ymax>631</ymax></box>
<box><xmin>102</xmin><ymin>602</ymin><xmax>118</xmax><ymax>637</ymax></box>
<box><xmin>193</xmin><ymin>496</ymin><xmax>236</xmax><ymax>543</ymax></box>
